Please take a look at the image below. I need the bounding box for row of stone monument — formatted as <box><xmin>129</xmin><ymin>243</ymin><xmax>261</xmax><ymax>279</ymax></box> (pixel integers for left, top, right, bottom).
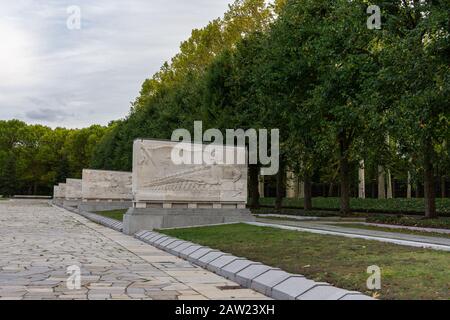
<box><xmin>53</xmin><ymin>139</ymin><xmax>254</xmax><ymax>235</ymax></box>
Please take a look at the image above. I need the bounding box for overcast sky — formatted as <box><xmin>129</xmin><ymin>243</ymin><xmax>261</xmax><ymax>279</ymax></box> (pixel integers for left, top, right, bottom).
<box><xmin>0</xmin><ymin>0</ymin><xmax>232</xmax><ymax>128</ymax></box>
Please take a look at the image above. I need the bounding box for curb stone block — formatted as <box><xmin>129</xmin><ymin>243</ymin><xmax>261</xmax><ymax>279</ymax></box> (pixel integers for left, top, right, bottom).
<box><xmin>157</xmin><ymin>237</ymin><xmax>176</xmax><ymax>248</ymax></box>
<box><xmin>135</xmin><ymin>230</ymin><xmax>148</xmax><ymax>238</ymax></box>
<box><xmin>146</xmin><ymin>234</ymin><xmax>164</xmax><ymax>243</ymax></box>
<box><xmin>251</xmin><ymin>270</ymin><xmax>292</xmax><ymax>296</ymax></box>
<box><xmin>195</xmin><ymin>251</ymin><xmax>227</xmax><ymax>268</ymax></box>
<box><xmin>235</xmin><ymin>265</ymin><xmax>276</xmax><ymax>287</ymax></box>
<box><xmin>159</xmin><ymin>238</ymin><xmax>178</xmax><ymax>248</ymax></box>
<box><xmin>179</xmin><ymin>245</ymin><xmax>203</xmax><ymax>259</ymax></box>
<box><xmin>219</xmin><ymin>260</ymin><xmax>260</xmax><ymax>282</ymax></box>
<box><xmin>186</xmin><ymin>248</ymin><xmax>215</xmax><ymax>263</ymax></box>
<box><xmin>297</xmin><ymin>285</ymin><xmax>349</xmax><ymax>300</ymax></box>
<box><xmin>153</xmin><ymin>236</ymin><xmax>170</xmax><ymax>247</ymax></box>
<box><xmin>166</xmin><ymin>240</ymin><xmax>186</xmax><ymax>251</ymax></box>
<box><xmin>339</xmin><ymin>293</ymin><xmax>375</xmax><ymax>300</ymax></box>
<box><xmin>271</xmin><ymin>276</ymin><xmax>320</xmax><ymax>300</ymax></box>
<box><xmin>140</xmin><ymin>231</ymin><xmax>154</xmax><ymax>238</ymax></box>
<box><xmin>141</xmin><ymin>232</ymin><xmax>156</xmax><ymax>241</ymax></box>
<box><xmin>206</xmin><ymin>255</ymin><xmax>240</xmax><ymax>274</ymax></box>
<box><xmin>170</xmin><ymin>242</ymin><xmax>196</xmax><ymax>256</ymax></box>
<box><xmin>166</xmin><ymin>241</ymin><xmax>190</xmax><ymax>255</ymax></box>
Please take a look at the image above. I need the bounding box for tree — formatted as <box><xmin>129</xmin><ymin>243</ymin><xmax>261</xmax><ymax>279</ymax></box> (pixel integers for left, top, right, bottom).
<box><xmin>372</xmin><ymin>0</ymin><xmax>450</xmax><ymax>218</ymax></box>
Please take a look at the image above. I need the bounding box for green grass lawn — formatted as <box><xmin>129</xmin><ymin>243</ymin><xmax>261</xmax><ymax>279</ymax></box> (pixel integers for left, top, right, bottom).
<box><xmin>334</xmin><ymin>223</ymin><xmax>450</xmax><ymax>239</ymax></box>
<box><xmin>94</xmin><ymin>209</ymin><xmax>127</xmax><ymax>221</ymax></box>
<box><xmin>161</xmin><ymin>223</ymin><xmax>450</xmax><ymax>300</ymax></box>
<box><xmin>256</xmin><ymin>197</ymin><xmax>450</xmax><ymax>215</ymax></box>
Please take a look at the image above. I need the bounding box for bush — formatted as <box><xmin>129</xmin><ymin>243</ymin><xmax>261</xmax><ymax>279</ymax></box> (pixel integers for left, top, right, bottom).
<box><xmin>366</xmin><ymin>215</ymin><xmax>450</xmax><ymax>230</ymax></box>
<box><xmin>256</xmin><ymin>197</ymin><xmax>450</xmax><ymax>215</ymax></box>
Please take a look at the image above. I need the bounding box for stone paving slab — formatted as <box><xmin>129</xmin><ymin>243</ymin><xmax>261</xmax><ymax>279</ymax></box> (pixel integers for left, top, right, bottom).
<box><xmin>135</xmin><ymin>230</ymin><xmax>374</xmax><ymax>300</ymax></box>
<box><xmin>0</xmin><ymin>200</ymin><xmax>266</xmax><ymax>300</ymax></box>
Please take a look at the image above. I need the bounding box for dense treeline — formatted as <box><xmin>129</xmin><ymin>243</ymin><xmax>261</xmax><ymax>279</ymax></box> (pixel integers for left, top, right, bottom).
<box><xmin>0</xmin><ymin>120</ymin><xmax>106</xmax><ymax>196</ymax></box>
<box><xmin>92</xmin><ymin>0</ymin><xmax>449</xmax><ymax>217</ymax></box>
<box><xmin>2</xmin><ymin>0</ymin><xmax>448</xmax><ymax>218</ymax></box>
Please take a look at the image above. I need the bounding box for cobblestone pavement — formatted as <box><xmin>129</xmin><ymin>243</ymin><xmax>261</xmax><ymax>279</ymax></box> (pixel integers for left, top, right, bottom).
<box><xmin>0</xmin><ymin>200</ymin><xmax>268</xmax><ymax>300</ymax></box>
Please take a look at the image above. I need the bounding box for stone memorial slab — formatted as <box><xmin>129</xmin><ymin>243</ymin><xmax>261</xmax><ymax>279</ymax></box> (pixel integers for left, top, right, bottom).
<box><xmin>123</xmin><ymin>139</ymin><xmax>255</xmax><ymax>234</ymax></box>
<box><xmin>79</xmin><ymin>169</ymin><xmax>133</xmax><ymax>212</ymax></box>
<box><xmin>53</xmin><ymin>186</ymin><xmax>60</xmax><ymax>198</ymax></box>
<box><xmin>66</xmin><ymin>179</ymin><xmax>82</xmax><ymax>199</ymax></box>
<box><xmin>82</xmin><ymin>169</ymin><xmax>132</xmax><ymax>200</ymax></box>
<box><xmin>63</xmin><ymin>179</ymin><xmax>82</xmax><ymax>207</ymax></box>
<box><xmin>53</xmin><ymin>183</ymin><xmax>67</xmax><ymax>206</ymax></box>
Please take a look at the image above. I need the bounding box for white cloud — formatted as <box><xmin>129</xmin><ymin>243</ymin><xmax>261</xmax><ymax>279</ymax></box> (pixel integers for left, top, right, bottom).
<box><xmin>0</xmin><ymin>0</ymin><xmax>232</xmax><ymax>128</ymax></box>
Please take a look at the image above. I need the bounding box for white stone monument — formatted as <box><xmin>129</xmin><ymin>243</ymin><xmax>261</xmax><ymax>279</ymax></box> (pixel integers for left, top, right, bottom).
<box><xmin>53</xmin><ymin>184</ymin><xmax>65</xmax><ymax>206</ymax></box>
<box><xmin>123</xmin><ymin>139</ymin><xmax>254</xmax><ymax>234</ymax></box>
<box><xmin>64</xmin><ymin>178</ymin><xmax>82</xmax><ymax>207</ymax></box>
<box><xmin>53</xmin><ymin>183</ymin><xmax>66</xmax><ymax>206</ymax></box>
<box><xmin>53</xmin><ymin>185</ymin><xmax>60</xmax><ymax>199</ymax></box>
<box><xmin>79</xmin><ymin>169</ymin><xmax>133</xmax><ymax>212</ymax></box>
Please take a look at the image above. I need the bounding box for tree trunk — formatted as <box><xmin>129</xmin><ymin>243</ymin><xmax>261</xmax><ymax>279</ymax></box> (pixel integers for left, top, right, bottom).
<box><xmin>415</xmin><ymin>182</ymin><xmax>420</xmax><ymax>198</ymax></box>
<box><xmin>328</xmin><ymin>183</ymin><xmax>334</xmax><ymax>198</ymax></box>
<box><xmin>339</xmin><ymin>135</ymin><xmax>351</xmax><ymax>215</ymax></box>
<box><xmin>378</xmin><ymin>166</ymin><xmax>386</xmax><ymax>199</ymax></box>
<box><xmin>407</xmin><ymin>171</ymin><xmax>412</xmax><ymax>199</ymax></box>
<box><xmin>358</xmin><ymin>160</ymin><xmax>365</xmax><ymax>199</ymax></box>
<box><xmin>423</xmin><ymin>138</ymin><xmax>437</xmax><ymax>218</ymax></box>
<box><xmin>249</xmin><ymin>165</ymin><xmax>260</xmax><ymax>209</ymax></box>
<box><xmin>285</xmin><ymin>171</ymin><xmax>297</xmax><ymax>198</ymax></box>
<box><xmin>304</xmin><ymin>173</ymin><xmax>312</xmax><ymax>211</ymax></box>
<box><xmin>441</xmin><ymin>177</ymin><xmax>446</xmax><ymax>198</ymax></box>
<box><xmin>275</xmin><ymin>163</ymin><xmax>284</xmax><ymax>210</ymax></box>
<box><xmin>258</xmin><ymin>175</ymin><xmax>265</xmax><ymax>198</ymax></box>
<box><xmin>386</xmin><ymin>169</ymin><xmax>393</xmax><ymax>199</ymax></box>
<box><xmin>298</xmin><ymin>181</ymin><xmax>305</xmax><ymax>199</ymax></box>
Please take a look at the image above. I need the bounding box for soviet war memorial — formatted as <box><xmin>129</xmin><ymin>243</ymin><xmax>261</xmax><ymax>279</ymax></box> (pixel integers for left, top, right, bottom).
<box><xmin>0</xmin><ymin>0</ymin><xmax>449</xmax><ymax>312</ymax></box>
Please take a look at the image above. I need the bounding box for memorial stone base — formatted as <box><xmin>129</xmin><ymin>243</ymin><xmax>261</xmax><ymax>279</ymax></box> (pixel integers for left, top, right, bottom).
<box><xmin>53</xmin><ymin>198</ymin><xmax>64</xmax><ymax>206</ymax></box>
<box><xmin>78</xmin><ymin>200</ymin><xmax>132</xmax><ymax>213</ymax></box>
<box><xmin>63</xmin><ymin>199</ymin><xmax>81</xmax><ymax>208</ymax></box>
<box><xmin>123</xmin><ymin>207</ymin><xmax>255</xmax><ymax>235</ymax></box>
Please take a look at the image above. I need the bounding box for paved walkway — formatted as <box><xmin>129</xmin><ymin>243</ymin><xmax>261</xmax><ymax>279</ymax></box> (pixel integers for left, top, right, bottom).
<box><xmin>253</xmin><ymin>218</ymin><xmax>450</xmax><ymax>251</ymax></box>
<box><xmin>0</xmin><ymin>200</ymin><xmax>267</xmax><ymax>300</ymax></box>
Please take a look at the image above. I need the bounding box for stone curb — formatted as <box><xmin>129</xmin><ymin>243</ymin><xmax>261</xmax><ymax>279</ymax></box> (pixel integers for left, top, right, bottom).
<box><xmin>134</xmin><ymin>230</ymin><xmax>375</xmax><ymax>301</ymax></box>
<box><xmin>57</xmin><ymin>204</ymin><xmax>123</xmax><ymax>232</ymax></box>
<box><xmin>78</xmin><ymin>210</ymin><xmax>123</xmax><ymax>232</ymax></box>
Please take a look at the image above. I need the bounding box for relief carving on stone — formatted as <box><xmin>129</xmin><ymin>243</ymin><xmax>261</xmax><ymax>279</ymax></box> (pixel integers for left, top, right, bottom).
<box><xmin>133</xmin><ymin>140</ymin><xmax>247</xmax><ymax>204</ymax></box>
